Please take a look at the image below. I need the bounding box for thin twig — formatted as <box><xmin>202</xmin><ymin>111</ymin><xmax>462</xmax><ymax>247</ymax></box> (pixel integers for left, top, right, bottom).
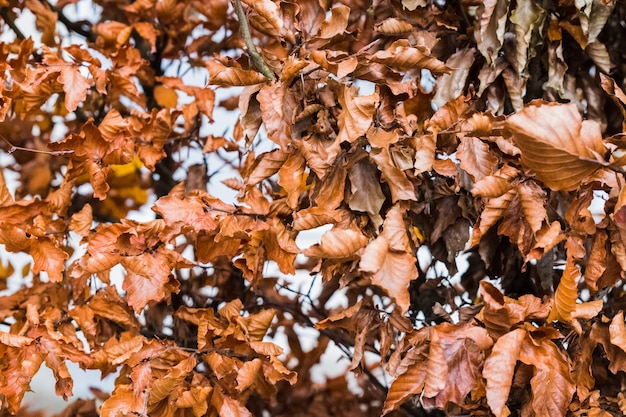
<box><xmin>232</xmin><ymin>0</ymin><xmax>277</xmax><ymax>82</ymax></box>
<box><xmin>44</xmin><ymin>0</ymin><xmax>96</xmax><ymax>42</ymax></box>
<box><xmin>0</xmin><ymin>134</ymin><xmax>74</xmax><ymax>156</ymax></box>
<box><xmin>0</xmin><ymin>7</ymin><xmax>26</xmax><ymax>41</ymax></box>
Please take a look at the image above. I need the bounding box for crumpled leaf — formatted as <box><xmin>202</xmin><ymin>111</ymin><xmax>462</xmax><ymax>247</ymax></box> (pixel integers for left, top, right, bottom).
<box><xmin>432</xmin><ymin>48</ymin><xmax>475</xmax><ymax>108</ymax></box>
<box><xmin>586</xmin><ymin>40</ymin><xmax>612</xmax><ymax>73</ymax></box>
<box><xmin>348</xmin><ymin>159</ymin><xmax>385</xmax><ymax>224</ymax></box>
<box><xmin>336</xmin><ymin>85</ymin><xmax>379</xmax><ymax>143</ymax></box>
<box><xmin>509</xmin><ymin>0</ymin><xmax>546</xmax><ymax>78</ymax></box>
<box><xmin>475</xmin><ymin>0</ymin><xmax>510</xmax><ymax>66</ymax></box>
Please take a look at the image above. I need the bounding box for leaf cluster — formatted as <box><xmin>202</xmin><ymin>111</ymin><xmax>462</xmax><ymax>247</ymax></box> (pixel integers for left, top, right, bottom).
<box><xmin>1</xmin><ymin>0</ymin><xmax>626</xmax><ymax>416</ymax></box>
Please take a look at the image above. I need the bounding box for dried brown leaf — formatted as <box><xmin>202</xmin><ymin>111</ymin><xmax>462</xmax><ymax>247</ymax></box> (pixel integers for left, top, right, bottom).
<box><xmin>507</xmin><ymin>101</ymin><xmax>607</xmax><ymax>191</ymax></box>
<box><xmin>483</xmin><ymin>328</ymin><xmax>526</xmax><ymax>417</ymax></box>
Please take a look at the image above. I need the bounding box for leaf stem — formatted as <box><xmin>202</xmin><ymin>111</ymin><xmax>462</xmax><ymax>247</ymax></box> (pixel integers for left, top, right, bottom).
<box><xmin>232</xmin><ymin>0</ymin><xmax>277</xmax><ymax>82</ymax></box>
<box><xmin>0</xmin><ymin>134</ymin><xmax>74</xmax><ymax>156</ymax></box>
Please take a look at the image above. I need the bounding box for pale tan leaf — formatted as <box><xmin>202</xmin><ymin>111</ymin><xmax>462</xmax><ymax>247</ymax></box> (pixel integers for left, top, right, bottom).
<box><xmin>509</xmin><ymin>0</ymin><xmax>546</xmax><ymax>77</ymax></box>
<box><xmin>401</xmin><ymin>0</ymin><xmax>427</xmax><ymax>11</ymax></box>
<box><xmin>506</xmin><ymin>101</ymin><xmax>607</xmax><ymax>191</ymax></box>
<box><xmin>483</xmin><ymin>328</ymin><xmax>527</xmax><ymax>417</ymax></box>
<box><xmin>303</xmin><ymin>228</ymin><xmax>369</xmax><ymax>258</ymax></box>
<box><xmin>587</xmin><ymin>0</ymin><xmax>616</xmax><ymax>43</ymax></box>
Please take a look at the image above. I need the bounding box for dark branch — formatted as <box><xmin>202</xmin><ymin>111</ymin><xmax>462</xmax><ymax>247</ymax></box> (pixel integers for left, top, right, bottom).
<box><xmin>0</xmin><ymin>7</ymin><xmax>26</xmax><ymax>41</ymax></box>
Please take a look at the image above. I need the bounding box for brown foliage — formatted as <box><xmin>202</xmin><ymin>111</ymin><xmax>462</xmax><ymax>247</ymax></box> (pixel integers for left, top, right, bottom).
<box><xmin>1</xmin><ymin>0</ymin><xmax>626</xmax><ymax>416</ymax></box>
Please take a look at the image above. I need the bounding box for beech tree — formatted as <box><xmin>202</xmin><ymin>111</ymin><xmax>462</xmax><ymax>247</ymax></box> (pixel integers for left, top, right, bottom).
<box><xmin>1</xmin><ymin>0</ymin><xmax>626</xmax><ymax>415</ymax></box>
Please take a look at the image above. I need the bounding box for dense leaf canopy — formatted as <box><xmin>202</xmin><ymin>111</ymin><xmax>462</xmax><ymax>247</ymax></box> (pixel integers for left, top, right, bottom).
<box><xmin>0</xmin><ymin>0</ymin><xmax>626</xmax><ymax>416</ymax></box>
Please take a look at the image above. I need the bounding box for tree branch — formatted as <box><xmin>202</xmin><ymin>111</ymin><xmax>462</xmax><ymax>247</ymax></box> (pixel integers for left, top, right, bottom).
<box><xmin>232</xmin><ymin>0</ymin><xmax>277</xmax><ymax>82</ymax></box>
<box><xmin>44</xmin><ymin>0</ymin><xmax>96</xmax><ymax>42</ymax></box>
<box><xmin>0</xmin><ymin>7</ymin><xmax>26</xmax><ymax>41</ymax></box>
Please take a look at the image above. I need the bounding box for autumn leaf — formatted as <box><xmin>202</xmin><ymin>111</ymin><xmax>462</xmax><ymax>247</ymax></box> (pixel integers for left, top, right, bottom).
<box><xmin>206</xmin><ymin>60</ymin><xmax>268</xmax><ymax>86</ymax></box>
<box><xmin>370</xmin><ymin>40</ymin><xmax>450</xmax><ymax>75</ymax></box>
<box><xmin>58</xmin><ymin>67</ymin><xmax>91</xmax><ymax>112</ymax></box>
<box><xmin>519</xmin><ymin>336</ymin><xmax>576</xmax><ymax>416</ymax></box>
<box><xmin>483</xmin><ymin>328</ymin><xmax>526</xmax><ymax>417</ymax></box>
<box><xmin>336</xmin><ymin>84</ymin><xmax>379</xmax><ymax>143</ymax></box>
<box><xmin>360</xmin><ymin>236</ymin><xmax>418</xmax><ymax>313</ymax></box>
<box><xmin>304</xmin><ymin>228</ymin><xmax>368</xmax><ymax>258</ymax></box>
<box><xmin>506</xmin><ymin>101</ymin><xmax>608</xmax><ymax>191</ymax></box>
<box><xmin>382</xmin><ymin>346</ymin><xmax>429</xmax><ymax>415</ymax></box>
<box><xmin>547</xmin><ymin>256</ymin><xmax>580</xmax><ymax>322</ymax></box>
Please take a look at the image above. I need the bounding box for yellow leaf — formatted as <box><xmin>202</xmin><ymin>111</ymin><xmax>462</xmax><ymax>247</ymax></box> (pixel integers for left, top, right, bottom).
<box><xmin>154</xmin><ymin>85</ymin><xmax>178</xmax><ymax>108</ymax></box>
